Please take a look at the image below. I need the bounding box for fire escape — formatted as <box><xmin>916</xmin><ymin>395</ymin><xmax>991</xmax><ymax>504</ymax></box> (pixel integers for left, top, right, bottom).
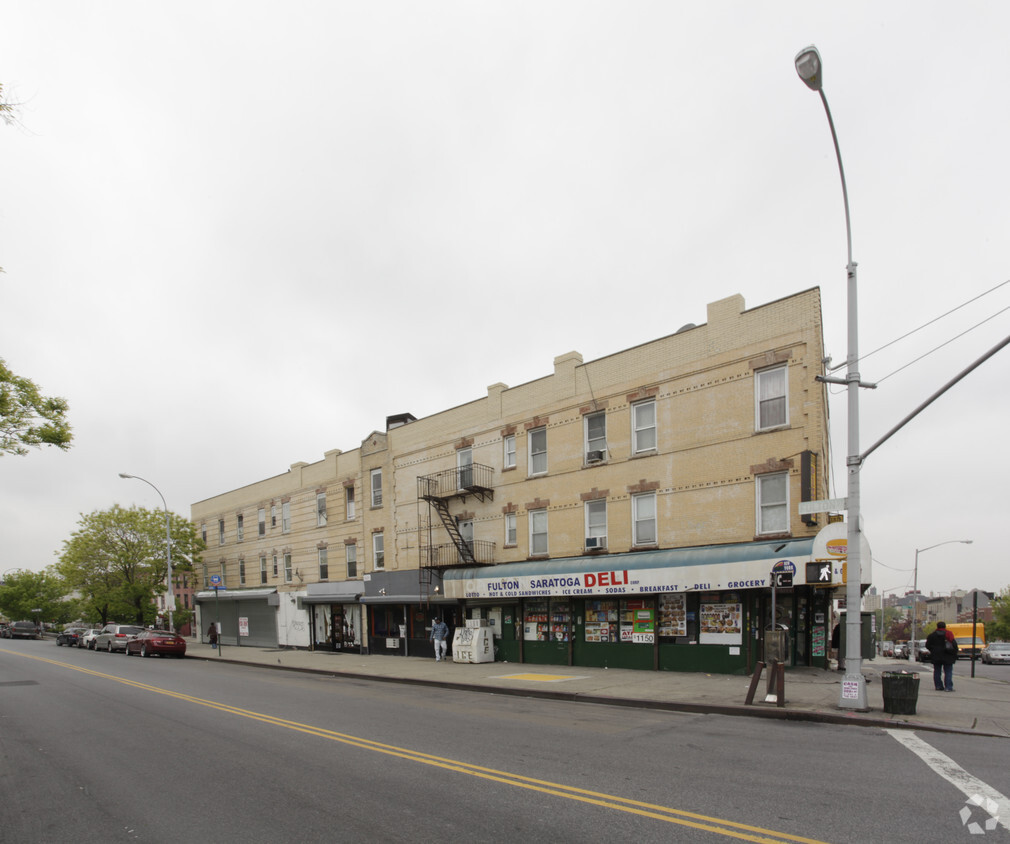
<box><xmin>417</xmin><ymin>462</ymin><xmax>495</xmax><ymax>601</ymax></box>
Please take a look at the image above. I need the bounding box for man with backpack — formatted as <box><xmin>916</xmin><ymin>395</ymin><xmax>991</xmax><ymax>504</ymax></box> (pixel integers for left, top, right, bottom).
<box><xmin>925</xmin><ymin>621</ymin><xmax>958</xmax><ymax>692</ymax></box>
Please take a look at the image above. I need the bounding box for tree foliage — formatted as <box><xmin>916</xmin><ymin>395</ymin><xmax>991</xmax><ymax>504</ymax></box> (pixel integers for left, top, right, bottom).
<box><xmin>1</xmin><ymin>357</ymin><xmax>73</xmax><ymax>456</ymax></box>
<box><xmin>57</xmin><ymin>505</ymin><xmax>203</xmax><ymax>626</ymax></box>
<box><xmin>0</xmin><ymin>568</ymin><xmax>71</xmax><ymax>625</ymax></box>
<box><xmin>990</xmin><ymin>587</ymin><xmax>1010</xmax><ymax>642</ymax></box>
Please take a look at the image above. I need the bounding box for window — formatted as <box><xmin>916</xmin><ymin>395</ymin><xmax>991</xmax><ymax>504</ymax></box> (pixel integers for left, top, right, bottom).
<box><xmin>284</xmin><ymin>553</ymin><xmax>293</xmax><ymax>583</ymax></box>
<box><xmin>373</xmin><ymin>532</ymin><xmax>385</xmax><ymax>569</ymax></box>
<box><xmin>201</xmin><ymin>523</ymin><xmax>207</xmax><ymax>544</ymax></box>
<box><xmin>282</xmin><ymin>501</ymin><xmax>291</xmax><ymax>533</ymax></box>
<box><xmin>218</xmin><ymin>519</ymin><xmax>225</xmax><ymax>545</ymax></box>
<box><xmin>271</xmin><ymin>504</ymin><xmax>277</xmax><ymax>528</ymax></box>
<box><xmin>756</xmin><ymin>366</ymin><xmax>788</xmax><ymax>430</ymax></box>
<box><xmin>346</xmin><ymin>485</ymin><xmax>356</xmax><ymax>520</ymax></box>
<box><xmin>316</xmin><ymin>492</ymin><xmax>327</xmax><ymax>527</ymax></box>
<box><xmin>757</xmin><ymin>473</ymin><xmax>789</xmax><ymax>535</ymax></box>
<box><xmin>529</xmin><ymin>509</ymin><xmax>548</xmax><ymax>556</ymax></box>
<box><xmin>503</xmin><ymin>434</ymin><xmax>516</xmax><ymax>469</ymax></box>
<box><xmin>219</xmin><ymin>562</ymin><xmax>226</xmax><ymax>587</ymax></box>
<box><xmin>272</xmin><ymin>554</ymin><xmax>278</xmax><ymax>577</ymax></box>
<box><xmin>458</xmin><ymin>519</ymin><xmax>474</xmax><ymax>561</ymax></box>
<box><xmin>346</xmin><ymin>544</ymin><xmax>358</xmax><ymax>578</ymax></box>
<box><xmin>633</xmin><ymin>492</ymin><xmax>657</xmax><ymax>546</ymax></box>
<box><xmin>236</xmin><ymin>514</ymin><xmax>244</xmax><ymax>542</ymax></box>
<box><xmin>505</xmin><ymin>512</ymin><xmax>517</xmax><ymax>547</ymax></box>
<box><xmin>585</xmin><ymin>499</ymin><xmax>607</xmax><ymax>549</ymax></box>
<box><xmin>457</xmin><ymin>448</ymin><xmax>473</xmax><ymax>489</ymax></box>
<box><xmin>202</xmin><ymin>565</ymin><xmax>209</xmax><ymax>588</ymax></box>
<box><xmin>632</xmin><ymin>401</ymin><xmax>657</xmax><ymax>454</ymax></box>
<box><xmin>239</xmin><ymin>558</ymin><xmax>246</xmax><ymax>586</ymax></box>
<box><xmin>258</xmin><ymin>508</ymin><xmax>266</xmax><ymax>537</ymax></box>
<box><xmin>260</xmin><ymin>555</ymin><xmax>267</xmax><ymax>585</ymax></box>
<box><xmin>318</xmin><ymin>547</ymin><xmax>329</xmax><ymax>580</ymax></box>
<box><xmin>585</xmin><ymin>411</ymin><xmax>606</xmax><ymax>462</ymax></box>
<box><xmin>370</xmin><ymin>469</ymin><xmax>383</xmax><ymax>507</ymax></box>
<box><xmin>529</xmin><ymin>427</ymin><xmax>547</xmax><ymax>476</ymax></box>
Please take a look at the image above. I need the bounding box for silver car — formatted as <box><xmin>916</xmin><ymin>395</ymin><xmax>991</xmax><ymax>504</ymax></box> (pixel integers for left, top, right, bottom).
<box><xmin>79</xmin><ymin>628</ymin><xmax>101</xmax><ymax>649</ymax></box>
<box><xmin>93</xmin><ymin>624</ymin><xmax>144</xmax><ymax>653</ymax></box>
<box><xmin>981</xmin><ymin>643</ymin><xmax>1010</xmax><ymax>665</ymax></box>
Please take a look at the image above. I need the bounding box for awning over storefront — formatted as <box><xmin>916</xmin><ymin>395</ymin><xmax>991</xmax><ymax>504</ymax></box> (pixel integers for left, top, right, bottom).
<box><xmin>443</xmin><ymin>537</ymin><xmax>818</xmax><ymax>600</ymax></box>
<box><xmin>302</xmin><ymin>581</ymin><xmax>363</xmax><ymax>604</ymax></box>
<box><xmin>195</xmin><ymin>588</ymin><xmax>277</xmax><ymax>602</ymax></box>
<box><xmin>361</xmin><ymin>594</ymin><xmax>458</xmax><ymax>604</ymax></box>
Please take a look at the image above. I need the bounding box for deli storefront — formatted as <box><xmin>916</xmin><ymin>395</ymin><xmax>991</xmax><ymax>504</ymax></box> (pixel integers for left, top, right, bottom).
<box><xmin>444</xmin><ymin>530</ymin><xmax>864</xmax><ymax>675</ymax></box>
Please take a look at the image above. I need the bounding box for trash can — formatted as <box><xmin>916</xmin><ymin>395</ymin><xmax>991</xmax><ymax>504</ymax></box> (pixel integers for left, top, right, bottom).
<box><xmin>881</xmin><ymin>671</ymin><xmax>919</xmax><ymax>715</ymax></box>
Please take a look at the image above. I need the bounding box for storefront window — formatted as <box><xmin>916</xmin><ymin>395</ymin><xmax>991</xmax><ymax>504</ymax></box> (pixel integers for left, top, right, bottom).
<box><xmin>584</xmin><ymin>600</ymin><xmax>618</xmax><ymax>642</ymax></box>
<box><xmin>620</xmin><ymin>599</ymin><xmax>654</xmax><ymax>643</ymax></box>
<box><xmin>550</xmin><ymin>598</ymin><xmax>571</xmax><ymax>642</ymax></box>
<box><xmin>700</xmin><ymin>600</ymin><xmax>743</xmax><ymax>645</ymax></box>
<box><xmin>524</xmin><ymin>598</ymin><xmax>570</xmax><ymax>641</ymax></box>
<box><xmin>524</xmin><ymin>600</ymin><xmax>548</xmax><ymax>641</ymax></box>
<box><xmin>658</xmin><ymin>593</ymin><xmax>687</xmax><ymax>637</ymax></box>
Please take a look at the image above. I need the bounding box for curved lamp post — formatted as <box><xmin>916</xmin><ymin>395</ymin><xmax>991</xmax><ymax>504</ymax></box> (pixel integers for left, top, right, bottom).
<box><xmin>119</xmin><ymin>473</ymin><xmax>175</xmax><ymax>633</ymax></box>
<box><xmin>910</xmin><ymin>540</ymin><xmax>972</xmax><ymax>656</ymax></box>
<box><xmin>795</xmin><ymin>45</ymin><xmax>875</xmax><ymax>710</ymax></box>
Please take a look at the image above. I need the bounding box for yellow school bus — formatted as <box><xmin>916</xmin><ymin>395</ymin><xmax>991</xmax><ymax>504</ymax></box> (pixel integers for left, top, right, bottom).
<box><xmin>945</xmin><ymin>623</ymin><xmax>986</xmax><ymax>659</ymax></box>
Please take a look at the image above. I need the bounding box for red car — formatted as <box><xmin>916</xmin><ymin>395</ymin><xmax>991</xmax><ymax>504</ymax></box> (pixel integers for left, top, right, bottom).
<box><xmin>124</xmin><ymin>629</ymin><xmax>187</xmax><ymax>658</ymax></box>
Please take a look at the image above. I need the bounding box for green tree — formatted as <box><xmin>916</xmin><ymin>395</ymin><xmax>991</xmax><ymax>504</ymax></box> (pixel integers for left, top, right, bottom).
<box><xmin>989</xmin><ymin>587</ymin><xmax>1010</xmax><ymax>642</ymax></box>
<box><xmin>57</xmin><ymin>505</ymin><xmax>202</xmax><ymax>626</ymax></box>
<box><xmin>1</xmin><ymin>358</ymin><xmax>73</xmax><ymax>455</ymax></box>
<box><xmin>0</xmin><ymin>568</ymin><xmax>69</xmax><ymax>626</ymax></box>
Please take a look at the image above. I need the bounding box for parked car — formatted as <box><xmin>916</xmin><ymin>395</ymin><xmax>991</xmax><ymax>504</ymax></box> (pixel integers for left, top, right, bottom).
<box><xmin>56</xmin><ymin>627</ymin><xmax>89</xmax><ymax>647</ymax></box>
<box><xmin>0</xmin><ymin>623</ymin><xmax>10</xmax><ymax>638</ymax></box>
<box><xmin>893</xmin><ymin>643</ymin><xmax>908</xmax><ymax>659</ymax></box>
<box><xmin>915</xmin><ymin>639</ymin><xmax>931</xmax><ymax>662</ymax></box>
<box><xmin>93</xmin><ymin>624</ymin><xmax>144</xmax><ymax>653</ymax></box>
<box><xmin>981</xmin><ymin>643</ymin><xmax>1010</xmax><ymax>665</ymax></box>
<box><xmin>125</xmin><ymin>629</ymin><xmax>187</xmax><ymax>659</ymax></box>
<box><xmin>80</xmin><ymin>628</ymin><xmax>101</xmax><ymax>649</ymax></box>
<box><xmin>10</xmin><ymin>621</ymin><xmax>41</xmax><ymax>639</ymax></box>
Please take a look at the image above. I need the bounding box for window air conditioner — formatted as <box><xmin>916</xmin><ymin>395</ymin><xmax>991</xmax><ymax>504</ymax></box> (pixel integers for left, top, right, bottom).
<box><xmin>585</xmin><ymin>536</ymin><xmax>607</xmax><ymax>550</ymax></box>
<box><xmin>586</xmin><ymin>450</ymin><xmax>605</xmax><ymax>463</ymax></box>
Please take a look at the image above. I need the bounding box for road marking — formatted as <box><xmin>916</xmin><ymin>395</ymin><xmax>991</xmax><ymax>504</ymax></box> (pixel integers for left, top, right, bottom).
<box><xmin>6</xmin><ymin>649</ymin><xmax>829</xmax><ymax>844</ymax></box>
<box><xmin>491</xmin><ymin>673</ymin><xmax>589</xmax><ymax>682</ymax></box>
<box><xmin>886</xmin><ymin>730</ymin><xmax>1010</xmax><ymax>832</ymax></box>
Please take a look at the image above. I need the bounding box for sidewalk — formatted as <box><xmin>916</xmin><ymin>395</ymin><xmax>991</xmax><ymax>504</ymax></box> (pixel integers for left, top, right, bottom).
<box><xmin>186</xmin><ymin>641</ymin><xmax>1010</xmax><ymax>737</ymax></box>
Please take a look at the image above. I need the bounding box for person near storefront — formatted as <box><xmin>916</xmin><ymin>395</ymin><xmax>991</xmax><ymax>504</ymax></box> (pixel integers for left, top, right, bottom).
<box><xmin>208</xmin><ymin>622</ymin><xmax>219</xmax><ymax>649</ymax></box>
<box><xmin>925</xmin><ymin>621</ymin><xmax>958</xmax><ymax>691</ymax></box>
<box><xmin>430</xmin><ymin>616</ymin><xmax>449</xmax><ymax>662</ymax></box>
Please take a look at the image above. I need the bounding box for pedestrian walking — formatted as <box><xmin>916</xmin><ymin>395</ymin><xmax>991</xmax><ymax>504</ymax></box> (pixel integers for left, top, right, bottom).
<box><xmin>208</xmin><ymin>622</ymin><xmax>219</xmax><ymax>649</ymax></box>
<box><xmin>430</xmin><ymin>616</ymin><xmax>449</xmax><ymax>662</ymax></box>
<box><xmin>925</xmin><ymin>621</ymin><xmax>958</xmax><ymax>691</ymax></box>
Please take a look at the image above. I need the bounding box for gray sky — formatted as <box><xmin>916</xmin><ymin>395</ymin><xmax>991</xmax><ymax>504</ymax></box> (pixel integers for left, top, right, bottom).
<box><xmin>2</xmin><ymin>3</ymin><xmax>1007</xmax><ymax>599</ymax></box>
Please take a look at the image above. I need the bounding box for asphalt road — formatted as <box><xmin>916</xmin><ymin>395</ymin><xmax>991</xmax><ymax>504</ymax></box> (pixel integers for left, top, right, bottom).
<box><xmin>2</xmin><ymin>639</ymin><xmax>1007</xmax><ymax>843</ymax></box>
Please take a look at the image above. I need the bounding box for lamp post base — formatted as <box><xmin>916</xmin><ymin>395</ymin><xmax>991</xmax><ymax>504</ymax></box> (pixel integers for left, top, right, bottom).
<box><xmin>837</xmin><ymin>671</ymin><xmax>869</xmax><ymax>711</ymax></box>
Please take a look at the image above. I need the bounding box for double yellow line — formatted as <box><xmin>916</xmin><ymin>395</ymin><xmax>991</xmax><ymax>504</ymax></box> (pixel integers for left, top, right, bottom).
<box><xmin>9</xmin><ymin>650</ymin><xmax>829</xmax><ymax>844</ymax></box>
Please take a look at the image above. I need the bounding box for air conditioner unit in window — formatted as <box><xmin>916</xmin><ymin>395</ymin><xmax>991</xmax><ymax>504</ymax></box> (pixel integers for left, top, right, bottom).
<box><xmin>586</xmin><ymin>450</ymin><xmax>605</xmax><ymax>463</ymax></box>
<box><xmin>585</xmin><ymin>536</ymin><xmax>607</xmax><ymax>550</ymax></box>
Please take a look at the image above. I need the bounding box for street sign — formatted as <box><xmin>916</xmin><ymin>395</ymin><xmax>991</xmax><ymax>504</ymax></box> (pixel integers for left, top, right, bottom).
<box><xmin>798</xmin><ymin>497</ymin><xmax>848</xmax><ymax>515</ymax></box>
<box><xmin>773</xmin><ymin>572</ymin><xmax>793</xmax><ymax>588</ymax></box>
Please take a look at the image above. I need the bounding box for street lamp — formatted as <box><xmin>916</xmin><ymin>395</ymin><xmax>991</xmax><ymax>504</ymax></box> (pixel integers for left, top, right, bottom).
<box><xmin>119</xmin><ymin>473</ymin><xmax>175</xmax><ymax>633</ymax></box>
<box><xmin>795</xmin><ymin>45</ymin><xmax>875</xmax><ymax>710</ymax></box>
<box><xmin>910</xmin><ymin>540</ymin><xmax>972</xmax><ymax>656</ymax></box>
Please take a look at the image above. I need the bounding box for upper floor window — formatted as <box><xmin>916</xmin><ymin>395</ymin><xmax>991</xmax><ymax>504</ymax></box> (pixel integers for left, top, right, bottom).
<box><xmin>757</xmin><ymin>473</ymin><xmax>789</xmax><ymax>535</ymax></box>
<box><xmin>283</xmin><ymin>553</ymin><xmax>293</xmax><ymax>583</ymax></box>
<box><xmin>632</xmin><ymin>400</ymin><xmax>657</xmax><ymax>454</ymax></box>
<box><xmin>258</xmin><ymin>508</ymin><xmax>266</xmax><ymax>537</ymax></box>
<box><xmin>346</xmin><ymin>544</ymin><xmax>358</xmax><ymax>578</ymax></box>
<box><xmin>272</xmin><ymin>554</ymin><xmax>279</xmax><ymax>577</ymax></box>
<box><xmin>585</xmin><ymin>411</ymin><xmax>606</xmax><ymax>463</ymax></box>
<box><xmin>528</xmin><ymin>427</ymin><xmax>547</xmax><ymax>476</ymax></box>
<box><xmin>259</xmin><ymin>555</ymin><xmax>267</xmax><ymax>585</ymax></box>
<box><xmin>219</xmin><ymin>561</ymin><xmax>227</xmax><ymax>587</ymax></box>
<box><xmin>318</xmin><ymin>547</ymin><xmax>329</xmax><ymax>580</ymax></box>
<box><xmin>236</xmin><ymin>514</ymin><xmax>244</xmax><ymax>542</ymax></box>
<box><xmin>632</xmin><ymin>492</ymin><xmax>657</xmax><ymax>546</ymax></box>
<box><xmin>316</xmin><ymin>492</ymin><xmax>328</xmax><ymax>527</ymax></box>
<box><xmin>756</xmin><ymin>366</ymin><xmax>788</xmax><ymax>430</ymax></box>
<box><xmin>503</xmin><ymin>434</ymin><xmax>516</xmax><ymax>469</ymax></box>
<box><xmin>281</xmin><ymin>501</ymin><xmax>291</xmax><ymax>533</ymax></box>
<box><xmin>218</xmin><ymin>519</ymin><xmax>225</xmax><ymax>546</ymax></box>
<box><xmin>585</xmin><ymin>499</ymin><xmax>607</xmax><ymax>550</ymax></box>
<box><xmin>239</xmin><ymin>558</ymin><xmax>246</xmax><ymax>586</ymax></box>
<box><xmin>529</xmin><ymin>509</ymin><xmax>548</xmax><ymax>556</ymax></box>
<box><xmin>373</xmin><ymin>532</ymin><xmax>385</xmax><ymax>569</ymax></box>
<box><xmin>346</xmin><ymin>485</ymin><xmax>356</xmax><ymax>520</ymax></box>
<box><xmin>271</xmin><ymin>504</ymin><xmax>278</xmax><ymax>528</ymax></box>
<box><xmin>370</xmin><ymin>469</ymin><xmax>383</xmax><ymax>507</ymax></box>
<box><xmin>457</xmin><ymin>448</ymin><xmax>473</xmax><ymax>489</ymax></box>
<box><xmin>504</xmin><ymin>512</ymin><xmax>517</xmax><ymax>547</ymax></box>
<box><xmin>201</xmin><ymin>523</ymin><xmax>207</xmax><ymax>545</ymax></box>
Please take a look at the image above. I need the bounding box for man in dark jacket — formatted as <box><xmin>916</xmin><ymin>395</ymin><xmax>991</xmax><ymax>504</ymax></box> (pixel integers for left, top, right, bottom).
<box><xmin>925</xmin><ymin>621</ymin><xmax>958</xmax><ymax>692</ymax></box>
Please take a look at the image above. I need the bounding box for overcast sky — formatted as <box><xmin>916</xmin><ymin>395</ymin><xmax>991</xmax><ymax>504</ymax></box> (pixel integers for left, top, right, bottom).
<box><xmin>2</xmin><ymin>3</ymin><xmax>1007</xmax><ymax>599</ymax></box>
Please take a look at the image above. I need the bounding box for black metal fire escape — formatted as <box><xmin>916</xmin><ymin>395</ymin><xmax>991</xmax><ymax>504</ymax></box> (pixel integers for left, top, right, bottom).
<box><xmin>417</xmin><ymin>463</ymin><xmax>495</xmax><ymax>601</ymax></box>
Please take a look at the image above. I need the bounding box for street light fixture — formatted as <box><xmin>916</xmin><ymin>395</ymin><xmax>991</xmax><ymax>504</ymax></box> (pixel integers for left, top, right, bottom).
<box><xmin>795</xmin><ymin>45</ymin><xmax>875</xmax><ymax>710</ymax></box>
<box><xmin>910</xmin><ymin>540</ymin><xmax>973</xmax><ymax>656</ymax></box>
<box><xmin>119</xmin><ymin>473</ymin><xmax>175</xmax><ymax>633</ymax></box>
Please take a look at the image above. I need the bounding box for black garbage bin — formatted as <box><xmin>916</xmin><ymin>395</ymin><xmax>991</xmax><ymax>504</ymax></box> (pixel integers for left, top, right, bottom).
<box><xmin>881</xmin><ymin>671</ymin><xmax>919</xmax><ymax>715</ymax></box>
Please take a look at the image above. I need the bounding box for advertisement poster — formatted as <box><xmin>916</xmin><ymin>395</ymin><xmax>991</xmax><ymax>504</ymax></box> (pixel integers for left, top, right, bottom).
<box><xmin>632</xmin><ymin>608</ymin><xmax>655</xmax><ymax>644</ymax></box>
<box><xmin>658</xmin><ymin>593</ymin><xmax>687</xmax><ymax>637</ymax></box>
<box><xmin>811</xmin><ymin>626</ymin><xmax>826</xmax><ymax>657</ymax></box>
<box><xmin>699</xmin><ymin>602</ymin><xmax>742</xmax><ymax>645</ymax></box>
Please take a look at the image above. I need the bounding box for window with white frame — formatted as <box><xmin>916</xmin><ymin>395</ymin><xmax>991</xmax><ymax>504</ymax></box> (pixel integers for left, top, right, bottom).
<box><xmin>236</xmin><ymin>514</ymin><xmax>244</xmax><ymax>542</ymax></box>
<box><xmin>346</xmin><ymin>485</ymin><xmax>356</xmax><ymax>519</ymax></box>
<box><xmin>218</xmin><ymin>519</ymin><xmax>225</xmax><ymax>545</ymax></box>
<box><xmin>757</xmin><ymin>472</ymin><xmax>789</xmax><ymax>535</ymax></box>
<box><xmin>284</xmin><ymin>553</ymin><xmax>293</xmax><ymax>583</ymax></box>
<box><xmin>372</xmin><ymin>532</ymin><xmax>385</xmax><ymax>569</ymax></box>
<box><xmin>271</xmin><ymin>504</ymin><xmax>277</xmax><ymax>528</ymax></box>
<box><xmin>219</xmin><ymin>562</ymin><xmax>227</xmax><ymax>587</ymax></box>
<box><xmin>370</xmin><ymin>469</ymin><xmax>383</xmax><ymax>507</ymax></box>
<box><xmin>346</xmin><ymin>544</ymin><xmax>358</xmax><ymax>578</ymax></box>
<box><xmin>457</xmin><ymin>448</ymin><xmax>473</xmax><ymax>490</ymax></box>
<box><xmin>316</xmin><ymin>492</ymin><xmax>327</xmax><ymax>527</ymax></box>
<box><xmin>239</xmin><ymin>558</ymin><xmax>246</xmax><ymax>586</ymax></box>
<box><xmin>585</xmin><ymin>411</ymin><xmax>607</xmax><ymax>463</ymax></box>
<box><xmin>529</xmin><ymin>509</ymin><xmax>548</xmax><ymax>556</ymax></box>
<box><xmin>633</xmin><ymin>492</ymin><xmax>657</xmax><ymax>546</ymax></box>
<box><xmin>756</xmin><ymin>366</ymin><xmax>788</xmax><ymax>430</ymax></box>
<box><xmin>272</xmin><ymin>554</ymin><xmax>278</xmax><ymax>577</ymax></box>
<box><xmin>258</xmin><ymin>508</ymin><xmax>266</xmax><ymax>537</ymax></box>
<box><xmin>318</xmin><ymin>547</ymin><xmax>329</xmax><ymax>580</ymax></box>
<box><xmin>259</xmin><ymin>555</ymin><xmax>267</xmax><ymax>585</ymax></box>
<box><xmin>632</xmin><ymin>400</ymin><xmax>657</xmax><ymax>454</ymax></box>
<box><xmin>503</xmin><ymin>434</ymin><xmax>516</xmax><ymax>469</ymax></box>
<box><xmin>202</xmin><ymin>564</ymin><xmax>209</xmax><ymax>588</ymax></box>
<box><xmin>282</xmin><ymin>501</ymin><xmax>291</xmax><ymax>533</ymax></box>
<box><xmin>504</xmin><ymin>512</ymin><xmax>517</xmax><ymax>547</ymax></box>
<box><xmin>528</xmin><ymin>427</ymin><xmax>547</xmax><ymax>476</ymax></box>
<box><xmin>585</xmin><ymin>499</ymin><xmax>607</xmax><ymax>549</ymax></box>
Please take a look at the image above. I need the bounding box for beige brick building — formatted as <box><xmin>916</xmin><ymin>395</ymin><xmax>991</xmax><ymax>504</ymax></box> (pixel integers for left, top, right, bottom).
<box><xmin>193</xmin><ymin>288</ymin><xmax>843</xmax><ymax>673</ymax></box>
